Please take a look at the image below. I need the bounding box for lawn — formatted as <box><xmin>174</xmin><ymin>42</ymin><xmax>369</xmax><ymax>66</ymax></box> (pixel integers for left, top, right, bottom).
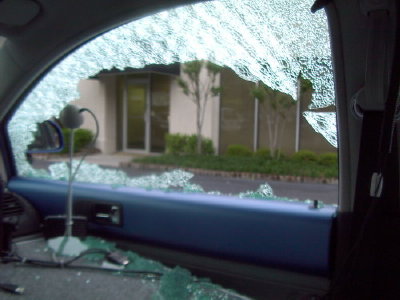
<box><xmin>133</xmin><ymin>154</ymin><xmax>338</xmax><ymax>179</ymax></box>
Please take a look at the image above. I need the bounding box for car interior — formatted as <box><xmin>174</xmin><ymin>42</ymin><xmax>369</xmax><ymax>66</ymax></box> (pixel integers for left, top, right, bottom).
<box><xmin>0</xmin><ymin>0</ymin><xmax>399</xmax><ymax>299</ymax></box>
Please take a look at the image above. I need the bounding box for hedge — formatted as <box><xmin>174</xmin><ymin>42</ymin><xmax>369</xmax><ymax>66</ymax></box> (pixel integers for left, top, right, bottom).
<box><xmin>165</xmin><ymin>133</ymin><xmax>214</xmax><ymax>155</ymax></box>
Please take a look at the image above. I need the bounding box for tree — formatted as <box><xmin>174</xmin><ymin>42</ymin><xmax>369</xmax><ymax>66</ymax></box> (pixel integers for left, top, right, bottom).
<box><xmin>251</xmin><ymin>82</ymin><xmax>296</xmax><ymax>159</ymax></box>
<box><xmin>177</xmin><ymin>60</ymin><xmax>222</xmax><ymax>154</ymax></box>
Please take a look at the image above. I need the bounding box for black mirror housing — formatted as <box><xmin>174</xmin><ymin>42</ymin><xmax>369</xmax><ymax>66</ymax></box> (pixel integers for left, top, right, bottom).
<box><xmin>26</xmin><ymin>120</ymin><xmax>64</xmax><ymax>154</ymax></box>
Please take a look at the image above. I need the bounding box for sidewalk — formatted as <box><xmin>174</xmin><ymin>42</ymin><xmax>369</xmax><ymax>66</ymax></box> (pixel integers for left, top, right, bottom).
<box><xmin>40</xmin><ymin>152</ymin><xmax>141</xmax><ymax>168</ymax></box>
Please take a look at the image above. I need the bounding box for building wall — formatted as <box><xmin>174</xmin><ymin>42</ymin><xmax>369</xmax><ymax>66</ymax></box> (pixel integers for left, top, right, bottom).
<box><xmin>102</xmin><ymin>76</ymin><xmax>117</xmax><ymax>153</ymax></box>
<box><xmin>297</xmin><ymin>89</ymin><xmax>335</xmax><ymax>153</ymax></box>
<box><xmin>219</xmin><ymin>68</ymin><xmax>255</xmax><ymax>154</ymax></box>
<box><xmin>73</xmin><ymin>66</ymin><xmax>335</xmax><ymax>156</ymax></box>
<box><xmin>73</xmin><ymin>77</ymin><xmax>117</xmax><ymax>154</ymax></box>
<box><xmin>219</xmin><ymin>68</ymin><xmax>336</xmax><ymax>155</ymax></box>
<box><xmin>169</xmin><ymin>64</ymin><xmax>220</xmax><ymax>153</ymax></box>
<box><xmin>258</xmin><ymin>98</ymin><xmax>297</xmax><ymax>155</ymax></box>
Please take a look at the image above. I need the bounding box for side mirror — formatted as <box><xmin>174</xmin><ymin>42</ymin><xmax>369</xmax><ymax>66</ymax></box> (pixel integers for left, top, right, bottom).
<box><xmin>26</xmin><ymin>120</ymin><xmax>64</xmax><ymax>154</ymax></box>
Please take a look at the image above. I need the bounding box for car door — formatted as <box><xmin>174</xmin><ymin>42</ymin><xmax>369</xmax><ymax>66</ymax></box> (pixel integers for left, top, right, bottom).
<box><xmin>0</xmin><ymin>0</ymin><xmax>338</xmax><ymax>299</ymax></box>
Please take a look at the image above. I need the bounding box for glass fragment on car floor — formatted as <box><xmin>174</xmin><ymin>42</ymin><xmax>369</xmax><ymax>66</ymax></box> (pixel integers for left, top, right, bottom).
<box><xmin>3</xmin><ymin>236</ymin><xmax>252</xmax><ymax>300</ymax></box>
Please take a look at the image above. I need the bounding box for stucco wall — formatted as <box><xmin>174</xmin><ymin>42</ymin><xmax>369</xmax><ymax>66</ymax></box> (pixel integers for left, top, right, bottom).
<box><xmin>169</xmin><ymin>65</ymin><xmax>220</xmax><ymax>153</ymax></box>
<box><xmin>76</xmin><ymin>70</ymin><xmax>220</xmax><ymax>155</ymax></box>
<box><xmin>73</xmin><ymin>77</ymin><xmax>117</xmax><ymax>154</ymax></box>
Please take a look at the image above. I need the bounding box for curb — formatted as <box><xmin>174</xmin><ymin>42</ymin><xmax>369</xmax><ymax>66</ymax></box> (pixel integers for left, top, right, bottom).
<box><xmin>120</xmin><ymin>162</ymin><xmax>338</xmax><ymax>184</ymax></box>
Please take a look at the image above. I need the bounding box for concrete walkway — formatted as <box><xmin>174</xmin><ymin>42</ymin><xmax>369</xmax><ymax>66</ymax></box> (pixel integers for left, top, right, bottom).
<box><xmin>42</xmin><ymin>152</ymin><xmax>142</xmax><ymax>168</ymax></box>
<box><xmin>79</xmin><ymin>153</ymin><xmax>135</xmax><ymax>167</ymax></box>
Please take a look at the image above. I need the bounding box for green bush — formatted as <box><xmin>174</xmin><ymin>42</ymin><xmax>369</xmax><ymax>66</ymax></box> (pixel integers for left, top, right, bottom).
<box><xmin>61</xmin><ymin>128</ymin><xmax>94</xmax><ymax>153</ymax></box>
<box><xmin>255</xmin><ymin>147</ymin><xmax>271</xmax><ymax>159</ymax></box>
<box><xmin>182</xmin><ymin>134</ymin><xmax>196</xmax><ymax>154</ymax></box>
<box><xmin>225</xmin><ymin>144</ymin><xmax>253</xmax><ymax>157</ymax></box>
<box><xmin>165</xmin><ymin>133</ymin><xmax>214</xmax><ymax>155</ymax></box>
<box><xmin>275</xmin><ymin>150</ymin><xmax>286</xmax><ymax>160</ymax></box>
<box><xmin>319</xmin><ymin>152</ymin><xmax>338</xmax><ymax>166</ymax></box>
<box><xmin>165</xmin><ymin>133</ymin><xmax>187</xmax><ymax>155</ymax></box>
<box><xmin>291</xmin><ymin>150</ymin><xmax>318</xmax><ymax>162</ymax></box>
<box><xmin>182</xmin><ymin>134</ymin><xmax>214</xmax><ymax>155</ymax></box>
<box><xmin>201</xmin><ymin>139</ymin><xmax>215</xmax><ymax>155</ymax></box>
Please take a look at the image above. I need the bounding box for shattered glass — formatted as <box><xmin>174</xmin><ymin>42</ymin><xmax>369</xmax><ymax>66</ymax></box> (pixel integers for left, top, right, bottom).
<box><xmin>11</xmin><ymin>236</ymin><xmax>251</xmax><ymax>299</ymax></box>
<box><xmin>8</xmin><ymin>0</ymin><xmax>336</xmax><ymax>193</ymax></box>
<box><xmin>43</xmin><ymin>161</ymin><xmax>207</xmax><ymax>193</ymax></box>
<box><xmin>55</xmin><ymin>236</ymin><xmax>252</xmax><ymax>299</ymax></box>
<box><xmin>239</xmin><ymin>183</ymin><xmax>274</xmax><ymax>199</ymax></box>
<box><xmin>42</xmin><ymin>161</ymin><xmax>282</xmax><ymax>200</ymax></box>
<box><xmin>304</xmin><ymin>112</ymin><xmax>337</xmax><ymax>147</ymax></box>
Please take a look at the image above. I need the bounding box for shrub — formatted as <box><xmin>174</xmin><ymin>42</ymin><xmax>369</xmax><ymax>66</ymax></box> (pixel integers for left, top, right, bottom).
<box><xmin>165</xmin><ymin>133</ymin><xmax>214</xmax><ymax>155</ymax></box>
<box><xmin>274</xmin><ymin>150</ymin><xmax>286</xmax><ymax>160</ymax></box>
<box><xmin>182</xmin><ymin>134</ymin><xmax>214</xmax><ymax>155</ymax></box>
<box><xmin>165</xmin><ymin>133</ymin><xmax>187</xmax><ymax>155</ymax></box>
<box><xmin>200</xmin><ymin>138</ymin><xmax>215</xmax><ymax>155</ymax></box>
<box><xmin>319</xmin><ymin>152</ymin><xmax>338</xmax><ymax>166</ymax></box>
<box><xmin>255</xmin><ymin>147</ymin><xmax>271</xmax><ymax>160</ymax></box>
<box><xmin>182</xmin><ymin>134</ymin><xmax>196</xmax><ymax>154</ymax></box>
<box><xmin>225</xmin><ymin>144</ymin><xmax>253</xmax><ymax>157</ymax></box>
<box><xmin>291</xmin><ymin>150</ymin><xmax>318</xmax><ymax>162</ymax></box>
<box><xmin>61</xmin><ymin>128</ymin><xmax>94</xmax><ymax>153</ymax></box>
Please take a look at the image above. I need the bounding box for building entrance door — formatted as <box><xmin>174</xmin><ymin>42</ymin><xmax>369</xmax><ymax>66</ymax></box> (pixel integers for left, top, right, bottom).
<box><xmin>123</xmin><ymin>80</ymin><xmax>150</xmax><ymax>152</ymax></box>
<box><xmin>122</xmin><ymin>74</ymin><xmax>170</xmax><ymax>153</ymax></box>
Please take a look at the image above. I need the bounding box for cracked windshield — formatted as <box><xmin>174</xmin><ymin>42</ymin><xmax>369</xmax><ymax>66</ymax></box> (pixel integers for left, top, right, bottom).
<box><xmin>9</xmin><ymin>0</ymin><xmax>337</xmax><ymax>207</ymax></box>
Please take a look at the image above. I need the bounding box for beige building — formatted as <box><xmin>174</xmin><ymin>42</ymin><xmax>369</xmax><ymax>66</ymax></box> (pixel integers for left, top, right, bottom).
<box><xmin>74</xmin><ymin>63</ymin><xmax>335</xmax><ymax>155</ymax></box>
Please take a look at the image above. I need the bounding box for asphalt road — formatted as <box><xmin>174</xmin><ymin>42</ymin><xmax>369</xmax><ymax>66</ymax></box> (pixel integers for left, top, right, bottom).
<box><xmin>31</xmin><ymin>159</ymin><xmax>338</xmax><ymax>205</ymax></box>
<box><xmin>118</xmin><ymin>166</ymin><xmax>338</xmax><ymax>205</ymax></box>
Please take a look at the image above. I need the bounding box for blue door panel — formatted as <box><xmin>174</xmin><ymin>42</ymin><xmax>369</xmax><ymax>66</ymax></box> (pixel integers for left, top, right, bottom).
<box><xmin>8</xmin><ymin>177</ymin><xmax>336</xmax><ymax>276</ymax></box>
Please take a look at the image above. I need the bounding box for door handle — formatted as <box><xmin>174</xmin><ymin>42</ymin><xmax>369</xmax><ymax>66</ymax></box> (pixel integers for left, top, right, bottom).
<box><xmin>93</xmin><ymin>204</ymin><xmax>122</xmax><ymax>226</ymax></box>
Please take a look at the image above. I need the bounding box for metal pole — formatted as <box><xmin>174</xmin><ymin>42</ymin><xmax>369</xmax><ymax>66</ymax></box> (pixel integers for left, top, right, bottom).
<box><xmin>146</xmin><ymin>73</ymin><xmax>151</xmax><ymax>153</ymax></box>
<box><xmin>253</xmin><ymin>83</ymin><xmax>259</xmax><ymax>152</ymax></box>
<box><xmin>122</xmin><ymin>75</ymin><xmax>128</xmax><ymax>151</ymax></box>
<box><xmin>295</xmin><ymin>76</ymin><xmax>301</xmax><ymax>152</ymax></box>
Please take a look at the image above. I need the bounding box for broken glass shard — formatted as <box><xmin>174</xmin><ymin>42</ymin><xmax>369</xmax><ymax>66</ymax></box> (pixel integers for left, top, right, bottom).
<box><xmin>239</xmin><ymin>183</ymin><xmax>274</xmax><ymax>199</ymax></box>
<box><xmin>82</xmin><ymin>237</ymin><xmax>251</xmax><ymax>299</ymax></box>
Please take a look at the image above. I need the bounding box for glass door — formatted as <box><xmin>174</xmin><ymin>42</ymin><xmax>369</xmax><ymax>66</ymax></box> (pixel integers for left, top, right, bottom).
<box><xmin>150</xmin><ymin>74</ymin><xmax>170</xmax><ymax>152</ymax></box>
<box><xmin>124</xmin><ymin>80</ymin><xmax>149</xmax><ymax>151</ymax></box>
